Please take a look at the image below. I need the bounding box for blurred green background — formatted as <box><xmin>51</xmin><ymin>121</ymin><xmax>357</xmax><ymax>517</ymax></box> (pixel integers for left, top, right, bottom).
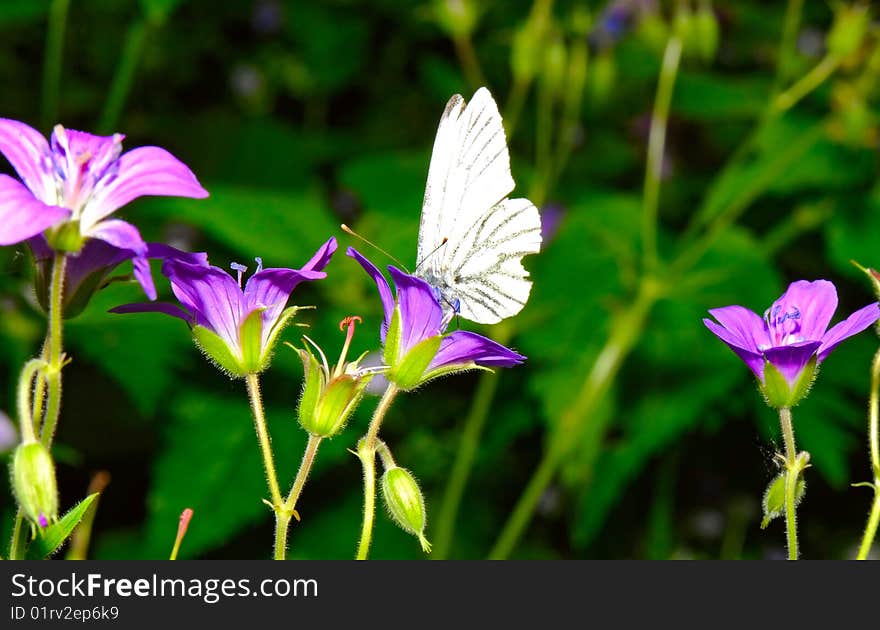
<box><xmin>2</xmin><ymin>0</ymin><xmax>880</xmax><ymax>559</ymax></box>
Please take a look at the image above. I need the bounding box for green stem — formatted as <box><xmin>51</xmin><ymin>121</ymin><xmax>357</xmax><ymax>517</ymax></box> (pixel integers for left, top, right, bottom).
<box><xmin>433</xmin><ymin>370</ymin><xmax>500</xmax><ymax>559</ymax></box>
<box><xmin>452</xmin><ymin>34</ymin><xmax>486</xmax><ymax>92</ymax></box>
<box><xmin>17</xmin><ymin>359</ymin><xmax>46</xmax><ymax>443</ymax></box>
<box><xmin>778</xmin><ymin>407</ymin><xmax>799</xmax><ymax>560</ymax></box>
<box><xmin>40</xmin><ymin>0</ymin><xmax>70</xmax><ymax>128</ymax></box>
<box><xmin>8</xmin><ymin>513</ymin><xmax>25</xmax><ymax>561</ymax></box>
<box><xmin>503</xmin><ymin>77</ymin><xmax>528</xmax><ymax>140</ymax></box>
<box><xmin>244</xmin><ymin>373</ymin><xmax>285</xmax><ymax>560</ymax></box>
<box><xmin>488</xmin><ymin>284</ymin><xmax>658</xmax><ymax>559</ymax></box>
<box><xmin>39</xmin><ymin>253</ymin><xmax>66</xmax><ymax>447</ymax></box>
<box><xmin>274</xmin><ymin>433</ymin><xmax>323</xmax><ymax>560</ymax></box>
<box><xmin>356</xmin><ymin>384</ymin><xmax>399</xmax><ymax>560</ymax></box>
<box><xmin>98</xmin><ymin>19</ymin><xmax>149</xmax><ymax>133</ymax></box>
<box><xmin>642</xmin><ymin>36</ymin><xmax>682</xmax><ymax>273</ymax></box>
<box><xmin>857</xmin><ymin>344</ymin><xmax>880</xmax><ymax>559</ymax></box>
<box><xmin>774</xmin><ymin>54</ymin><xmax>841</xmax><ymax>114</ymax></box>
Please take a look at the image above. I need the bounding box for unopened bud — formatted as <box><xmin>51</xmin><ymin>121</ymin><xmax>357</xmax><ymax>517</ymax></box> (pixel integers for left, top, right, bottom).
<box><xmin>434</xmin><ymin>0</ymin><xmax>478</xmax><ymax>39</ymax></box>
<box><xmin>11</xmin><ymin>442</ymin><xmax>59</xmax><ymax>529</ymax></box>
<box><xmin>381</xmin><ymin>466</ymin><xmax>431</xmax><ymax>553</ymax></box>
<box><xmin>694</xmin><ymin>2</ymin><xmax>719</xmax><ymax>62</ymax></box>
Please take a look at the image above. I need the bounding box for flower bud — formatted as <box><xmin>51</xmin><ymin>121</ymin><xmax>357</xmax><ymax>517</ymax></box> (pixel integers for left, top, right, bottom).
<box><xmin>761</xmin><ymin>468</ymin><xmax>807</xmax><ymax>529</ymax></box>
<box><xmin>381</xmin><ymin>466</ymin><xmax>431</xmax><ymax>553</ymax></box>
<box><xmin>827</xmin><ymin>3</ymin><xmax>870</xmax><ymax>59</ymax></box>
<box><xmin>296</xmin><ymin>347</ymin><xmax>371</xmax><ymax>438</ymax></box>
<box><xmin>587</xmin><ymin>51</ymin><xmax>616</xmax><ymax>107</ymax></box>
<box><xmin>11</xmin><ymin>442</ymin><xmax>59</xmax><ymax>529</ymax></box>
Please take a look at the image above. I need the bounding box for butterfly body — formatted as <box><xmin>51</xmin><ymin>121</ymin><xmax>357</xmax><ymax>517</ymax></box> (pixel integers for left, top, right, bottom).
<box><xmin>415</xmin><ymin>87</ymin><xmax>542</xmax><ymax>325</ymax></box>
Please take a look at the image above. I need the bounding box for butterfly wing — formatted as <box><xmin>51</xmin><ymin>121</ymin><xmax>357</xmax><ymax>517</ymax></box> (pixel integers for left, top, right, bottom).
<box><xmin>416</xmin><ymin>87</ymin><xmax>541</xmax><ymax>325</ymax></box>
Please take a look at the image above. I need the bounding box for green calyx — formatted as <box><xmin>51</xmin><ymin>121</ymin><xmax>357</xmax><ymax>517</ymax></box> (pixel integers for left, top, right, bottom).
<box><xmin>296</xmin><ymin>346</ymin><xmax>371</xmax><ymax>438</ymax></box>
<box><xmin>45</xmin><ymin>220</ymin><xmax>84</xmax><ymax>254</ymax></box>
<box><xmin>11</xmin><ymin>442</ymin><xmax>59</xmax><ymax>529</ymax></box>
<box><xmin>760</xmin><ymin>357</ymin><xmax>818</xmax><ymax>409</ymax></box>
<box><xmin>193</xmin><ymin>306</ymin><xmax>305</xmax><ymax>378</ymax></box>
<box><xmin>387</xmin><ymin>335</ymin><xmax>442</xmax><ymax>390</ymax></box>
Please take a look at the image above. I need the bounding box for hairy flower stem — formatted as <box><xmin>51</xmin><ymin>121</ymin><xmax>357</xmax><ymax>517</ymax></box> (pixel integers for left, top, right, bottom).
<box><xmin>857</xmin><ymin>345</ymin><xmax>880</xmax><ymax>559</ymax></box>
<box><xmin>274</xmin><ymin>434</ymin><xmax>323</xmax><ymax>560</ymax></box>
<box><xmin>40</xmin><ymin>254</ymin><xmax>67</xmax><ymax>446</ymax></box>
<box><xmin>356</xmin><ymin>384</ymin><xmax>399</xmax><ymax>560</ymax></box>
<box><xmin>489</xmin><ymin>284</ymin><xmax>657</xmax><ymax>559</ymax></box>
<box><xmin>9</xmin><ymin>254</ymin><xmax>66</xmax><ymax>559</ymax></box>
<box><xmin>643</xmin><ymin>36</ymin><xmax>682</xmax><ymax>274</ymax></box>
<box><xmin>778</xmin><ymin>407</ymin><xmax>800</xmax><ymax>560</ymax></box>
<box><xmin>244</xmin><ymin>373</ymin><xmax>285</xmax><ymax>559</ymax></box>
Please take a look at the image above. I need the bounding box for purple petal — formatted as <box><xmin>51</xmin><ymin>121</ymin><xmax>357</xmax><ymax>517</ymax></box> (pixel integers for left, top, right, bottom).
<box><xmin>300</xmin><ymin>237</ymin><xmax>338</xmax><ymax>273</ymax></box>
<box><xmin>772</xmin><ymin>280</ymin><xmax>837</xmax><ymax>341</ymax></box>
<box><xmin>83</xmin><ymin>146</ymin><xmax>209</xmax><ymax>228</ymax></box>
<box><xmin>0</xmin><ymin>174</ymin><xmax>69</xmax><ymax>245</ymax></box>
<box><xmin>347</xmin><ymin>247</ymin><xmax>394</xmax><ymax>342</ymax></box>
<box><xmin>163</xmin><ymin>259</ymin><xmax>244</xmax><ymax>350</ymax></box>
<box><xmin>132</xmin><ymin>255</ymin><xmax>157</xmax><ymax>300</ymax></box>
<box><xmin>817</xmin><ymin>302</ymin><xmax>880</xmax><ymax>362</ymax></box>
<box><xmin>243</xmin><ymin>267</ymin><xmax>326</xmax><ymax>330</ymax></box>
<box><xmin>109</xmin><ymin>301</ymin><xmax>192</xmax><ymax>322</ymax></box>
<box><xmin>703</xmin><ymin>318</ymin><xmax>766</xmax><ymax>380</ymax></box>
<box><xmin>62</xmin><ymin>238</ymin><xmax>132</xmax><ymax>291</ymax></box>
<box><xmin>388</xmin><ymin>266</ymin><xmax>444</xmax><ymax>356</ymax></box>
<box><xmin>0</xmin><ymin>118</ymin><xmax>53</xmax><ymax>200</ymax></box>
<box><xmin>763</xmin><ymin>340</ymin><xmax>822</xmax><ymax>386</ymax></box>
<box><xmin>430</xmin><ymin>330</ymin><xmax>525</xmax><ymax>370</ymax></box>
<box><xmin>84</xmin><ymin>219</ymin><xmax>147</xmax><ymax>255</ymax></box>
<box><xmin>145</xmin><ymin>242</ymin><xmax>209</xmax><ymax>267</ymax></box>
<box><xmin>706</xmin><ymin>305</ymin><xmax>768</xmax><ymax>353</ymax></box>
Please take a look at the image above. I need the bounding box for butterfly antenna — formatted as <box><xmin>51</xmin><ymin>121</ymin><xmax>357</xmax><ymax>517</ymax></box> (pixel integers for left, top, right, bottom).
<box><xmin>340</xmin><ymin>224</ymin><xmax>409</xmax><ymax>272</ymax></box>
<box><xmin>414</xmin><ymin>237</ymin><xmax>448</xmax><ymax>273</ymax></box>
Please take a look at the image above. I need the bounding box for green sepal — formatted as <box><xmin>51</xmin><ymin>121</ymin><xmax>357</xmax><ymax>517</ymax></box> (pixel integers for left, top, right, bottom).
<box><xmin>192</xmin><ymin>325</ymin><xmax>245</xmax><ymax>377</ymax></box>
<box><xmin>25</xmin><ymin>493</ymin><xmax>99</xmax><ymax>559</ymax></box>
<box><xmin>263</xmin><ymin>306</ymin><xmax>307</xmax><ymax>366</ymax></box>
<box><xmin>239</xmin><ymin>307</ymin><xmax>266</xmax><ymax>373</ymax></box>
<box><xmin>312</xmin><ymin>375</ymin><xmax>370</xmax><ymax>438</ymax></box>
<box><xmin>380</xmin><ymin>466</ymin><xmax>431</xmax><ymax>553</ymax></box>
<box><xmin>420</xmin><ymin>361</ymin><xmax>493</xmax><ymax>387</ymax></box>
<box><xmin>296</xmin><ymin>348</ymin><xmax>325</xmax><ymax>431</ymax></box>
<box><xmin>45</xmin><ymin>220</ymin><xmax>83</xmax><ymax>254</ymax></box>
<box><xmin>388</xmin><ymin>335</ymin><xmax>442</xmax><ymax>390</ymax></box>
<box><xmin>760</xmin><ymin>357</ymin><xmax>817</xmax><ymax>408</ymax></box>
<box><xmin>384</xmin><ymin>305</ymin><xmax>402</xmax><ymax>367</ymax></box>
<box><xmin>761</xmin><ymin>472</ymin><xmax>806</xmax><ymax>529</ymax></box>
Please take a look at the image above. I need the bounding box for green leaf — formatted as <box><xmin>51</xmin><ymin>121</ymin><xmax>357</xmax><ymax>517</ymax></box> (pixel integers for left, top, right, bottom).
<box><xmin>0</xmin><ymin>0</ymin><xmax>50</xmax><ymax>26</ymax></box>
<box><xmin>26</xmin><ymin>494</ymin><xmax>99</xmax><ymax>559</ymax></box>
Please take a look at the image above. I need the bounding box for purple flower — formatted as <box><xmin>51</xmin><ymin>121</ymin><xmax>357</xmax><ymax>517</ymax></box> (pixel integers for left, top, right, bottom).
<box><xmin>29</xmin><ymin>235</ymin><xmax>207</xmax><ymax>318</ymax></box>
<box><xmin>0</xmin><ymin>119</ymin><xmax>208</xmax><ymax>257</ymax></box>
<box><xmin>348</xmin><ymin>247</ymin><xmax>524</xmax><ymax>390</ymax></box>
<box><xmin>704</xmin><ymin>280</ymin><xmax>880</xmax><ymax>406</ymax></box>
<box><xmin>112</xmin><ymin>238</ymin><xmax>337</xmax><ymax>376</ymax></box>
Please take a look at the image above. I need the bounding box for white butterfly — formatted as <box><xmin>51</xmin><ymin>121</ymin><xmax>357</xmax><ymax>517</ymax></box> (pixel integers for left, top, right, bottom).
<box><xmin>416</xmin><ymin>87</ymin><xmax>543</xmax><ymax>325</ymax></box>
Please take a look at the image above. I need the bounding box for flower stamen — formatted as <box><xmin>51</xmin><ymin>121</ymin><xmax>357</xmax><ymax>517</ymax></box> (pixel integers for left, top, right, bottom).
<box><xmin>230</xmin><ymin>262</ymin><xmax>248</xmax><ymax>288</ymax></box>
